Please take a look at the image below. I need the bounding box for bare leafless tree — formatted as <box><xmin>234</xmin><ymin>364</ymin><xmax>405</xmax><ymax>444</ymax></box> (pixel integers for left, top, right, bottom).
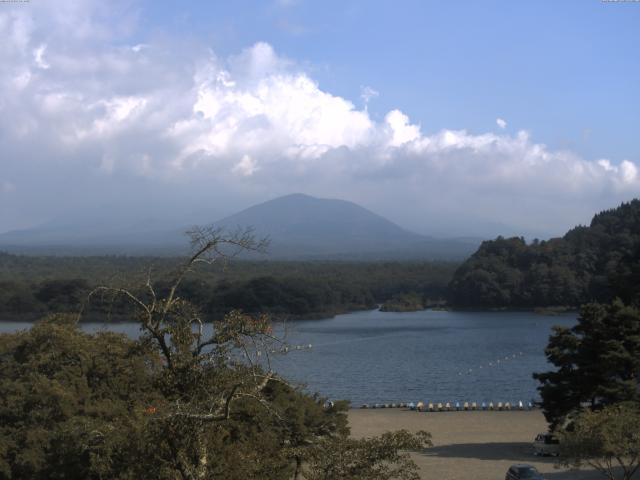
<box><xmin>85</xmin><ymin>227</ymin><xmax>293</xmax><ymax>479</ymax></box>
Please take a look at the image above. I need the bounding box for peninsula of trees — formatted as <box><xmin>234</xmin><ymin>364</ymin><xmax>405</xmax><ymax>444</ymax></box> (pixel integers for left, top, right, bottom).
<box><xmin>448</xmin><ymin>200</ymin><xmax>640</xmax><ymax>308</ymax></box>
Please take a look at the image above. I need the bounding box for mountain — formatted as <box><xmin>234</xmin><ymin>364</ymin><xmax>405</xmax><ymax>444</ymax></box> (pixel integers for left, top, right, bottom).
<box><xmin>0</xmin><ymin>193</ymin><xmax>480</xmax><ymax>259</ymax></box>
<box><xmin>213</xmin><ymin>194</ymin><xmax>478</xmax><ymax>260</ymax></box>
<box><xmin>448</xmin><ymin>199</ymin><xmax>640</xmax><ymax>307</ymax></box>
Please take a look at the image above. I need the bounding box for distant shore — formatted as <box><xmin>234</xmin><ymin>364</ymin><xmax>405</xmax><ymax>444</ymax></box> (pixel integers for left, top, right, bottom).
<box><xmin>347</xmin><ymin>409</ymin><xmax>619</xmax><ymax>480</ymax></box>
<box><xmin>0</xmin><ymin>305</ymin><xmax>579</xmax><ymax>325</ymax></box>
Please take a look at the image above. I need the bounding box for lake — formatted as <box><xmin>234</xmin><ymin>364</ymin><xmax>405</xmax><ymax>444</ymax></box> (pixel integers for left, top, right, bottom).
<box><xmin>0</xmin><ymin>309</ymin><xmax>576</xmax><ymax>407</ymax></box>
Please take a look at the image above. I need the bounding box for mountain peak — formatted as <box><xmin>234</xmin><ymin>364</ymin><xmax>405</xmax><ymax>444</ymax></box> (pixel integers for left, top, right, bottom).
<box><xmin>220</xmin><ymin>194</ymin><xmax>413</xmax><ymax>237</ymax></box>
<box><xmin>277</xmin><ymin>193</ymin><xmax>315</xmax><ymax>200</ymax></box>
<box><xmin>259</xmin><ymin>193</ymin><xmax>345</xmax><ymax>207</ymax></box>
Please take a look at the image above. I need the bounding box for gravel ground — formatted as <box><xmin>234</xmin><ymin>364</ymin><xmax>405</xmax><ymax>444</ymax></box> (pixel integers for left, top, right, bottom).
<box><xmin>348</xmin><ymin>409</ymin><xmax>634</xmax><ymax>480</ymax></box>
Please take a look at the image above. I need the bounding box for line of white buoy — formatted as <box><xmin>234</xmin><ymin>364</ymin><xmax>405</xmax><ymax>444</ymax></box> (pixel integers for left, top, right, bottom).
<box><xmin>238</xmin><ymin>343</ymin><xmax>313</xmax><ymax>358</ymax></box>
<box><xmin>264</xmin><ymin>343</ymin><xmax>313</xmax><ymax>355</ymax></box>
<box><xmin>360</xmin><ymin>400</ymin><xmax>536</xmax><ymax>410</ymax></box>
<box><xmin>457</xmin><ymin>351</ymin><xmax>525</xmax><ymax>376</ymax></box>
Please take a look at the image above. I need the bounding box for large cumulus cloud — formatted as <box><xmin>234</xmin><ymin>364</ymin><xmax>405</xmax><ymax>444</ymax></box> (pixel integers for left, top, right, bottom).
<box><xmin>0</xmin><ymin>0</ymin><xmax>638</xmax><ymax>236</ymax></box>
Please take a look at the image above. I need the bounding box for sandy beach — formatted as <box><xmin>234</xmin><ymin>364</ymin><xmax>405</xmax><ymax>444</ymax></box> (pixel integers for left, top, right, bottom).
<box><xmin>348</xmin><ymin>408</ymin><xmax>633</xmax><ymax>480</ymax></box>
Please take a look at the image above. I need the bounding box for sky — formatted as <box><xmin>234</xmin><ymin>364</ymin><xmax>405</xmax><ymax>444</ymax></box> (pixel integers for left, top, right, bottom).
<box><xmin>0</xmin><ymin>0</ymin><xmax>639</xmax><ymax>238</ymax></box>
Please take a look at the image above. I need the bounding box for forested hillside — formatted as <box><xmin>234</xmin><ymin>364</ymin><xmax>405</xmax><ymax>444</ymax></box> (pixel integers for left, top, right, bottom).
<box><xmin>449</xmin><ymin>200</ymin><xmax>640</xmax><ymax>308</ymax></box>
<box><xmin>0</xmin><ymin>254</ymin><xmax>456</xmax><ymax>320</ymax></box>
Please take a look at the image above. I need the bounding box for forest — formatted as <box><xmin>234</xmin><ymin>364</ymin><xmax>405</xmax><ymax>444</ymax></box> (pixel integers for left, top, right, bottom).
<box><xmin>0</xmin><ymin>254</ymin><xmax>456</xmax><ymax>321</ymax></box>
<box><xmin>448</xmin><ymin>200</ymin><xmax>640</xmax><ymax>308</ymax></box>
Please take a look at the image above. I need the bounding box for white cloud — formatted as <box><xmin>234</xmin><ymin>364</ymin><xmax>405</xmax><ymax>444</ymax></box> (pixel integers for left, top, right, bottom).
<box><xmin>183</xmin><ymin>47</ymin><xmax>373</xmax><ymax>165</ymax></box>
<box><xmin>384</xmin><ymin>110</ymin><xmax>420</xmax><ymax>147</ymax></box>
<box><xmin>621</xmin><ymin>160</ymin><xmax>638</xmax><ymax>184</ymax></box>
<box><xmin>0</xmin><ymin>0</ymin><xmax>638</xmax><ymax>236</ymax></box>
<box><xmin>233</xmin><ymin>154</ymin><xmax>258</xmax><ymax>176</ymax></box>
<box><xmin>33</xmin><ymin>44</ymin><xmax>49</xmax><ymax>69</ymax></box>
<box><xmin>360</xmin><ymin>85</ymin><xmax>379</xmax><ymax>109</ymax></box>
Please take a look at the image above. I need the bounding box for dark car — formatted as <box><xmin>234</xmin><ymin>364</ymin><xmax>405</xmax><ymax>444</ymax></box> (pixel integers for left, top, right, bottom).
<box><xmin>505</xmin><ymin>464</ymin><xmax>545</xmax><ymax>480</ymax></box>
<box><xmin>533</xmin><ymin>433</ymin><xmax>560</xmax><ymax>456</ymax></box>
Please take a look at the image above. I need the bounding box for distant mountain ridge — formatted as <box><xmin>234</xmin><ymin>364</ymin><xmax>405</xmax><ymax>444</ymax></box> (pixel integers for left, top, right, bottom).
<box><xmin>0</xmin><ymin>193</ymin><xmax>480</xmax><ymax>260</ymax></box>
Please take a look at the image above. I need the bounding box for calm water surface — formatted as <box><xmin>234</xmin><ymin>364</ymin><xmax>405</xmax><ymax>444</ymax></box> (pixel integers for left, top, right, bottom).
<box><xmin>1</xmin><ymin>309</ymin><xmax>576</xmax><ymax>406</ymax></box>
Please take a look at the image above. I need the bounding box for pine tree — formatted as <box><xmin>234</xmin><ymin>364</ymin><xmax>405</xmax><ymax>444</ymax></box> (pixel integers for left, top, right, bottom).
<box><xmin>534</xmin><ymin>300</ymin><xmax>640</xmax><ymax>428</ymax></box>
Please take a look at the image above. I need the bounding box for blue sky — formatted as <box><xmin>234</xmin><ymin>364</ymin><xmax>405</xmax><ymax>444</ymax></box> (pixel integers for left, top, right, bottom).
<box><xmin>0</xmin><ymin>0</ymin><xmax>639</xmax><ymax>237</ymax></box>
<box><xmin>139</xmin><ymin>0</ymin><xmax>640</xmax><ymax>161</ymax></box>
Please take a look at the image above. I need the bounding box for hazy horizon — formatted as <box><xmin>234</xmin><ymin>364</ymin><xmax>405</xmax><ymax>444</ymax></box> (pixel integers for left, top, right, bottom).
<box><xmin>0</xmin><ymin>191</ymin><xmax>622</xmax><ymax>241</ymax></box>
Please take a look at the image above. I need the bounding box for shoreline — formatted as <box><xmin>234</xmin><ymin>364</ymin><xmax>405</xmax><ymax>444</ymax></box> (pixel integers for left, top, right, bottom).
<box><xmin>0</xmin><ymin>304</ymin><xmax>580</xmax><ymax>324</ymax></box>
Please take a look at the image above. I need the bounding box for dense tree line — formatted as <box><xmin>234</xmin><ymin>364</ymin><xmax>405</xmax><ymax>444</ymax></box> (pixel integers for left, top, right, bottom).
<box><xmin>0</xmin><ymin>256</ymin><xmax>456</xmax><ymax>320</ymax></box>
<box><xmin>449</xmin><ymin>200</ymin><xmax>640</xmax><ymax>308</ymax></box>
<box><xmin>534</xmin><ymin>300</ymin><xmax>640</xmax><ymax>428</ymax></box>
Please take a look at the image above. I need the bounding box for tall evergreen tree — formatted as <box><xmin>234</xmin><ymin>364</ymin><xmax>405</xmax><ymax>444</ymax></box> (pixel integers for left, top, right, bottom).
<box><xmin>534</xmin><ymin>300</ymin><xmax>640</xmax><ymax>428</ymax></box>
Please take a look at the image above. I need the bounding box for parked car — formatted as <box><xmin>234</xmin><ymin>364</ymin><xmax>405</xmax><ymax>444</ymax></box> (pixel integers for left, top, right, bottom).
<box><xmin>533</xmin><ymin>432</ymin><xmax>560</xmax><ymax>456</ymax></box>
<box><xmin>505</xmin><ymin>464</ymin><xmax>545</xmax><ymax>480</ymax></box>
